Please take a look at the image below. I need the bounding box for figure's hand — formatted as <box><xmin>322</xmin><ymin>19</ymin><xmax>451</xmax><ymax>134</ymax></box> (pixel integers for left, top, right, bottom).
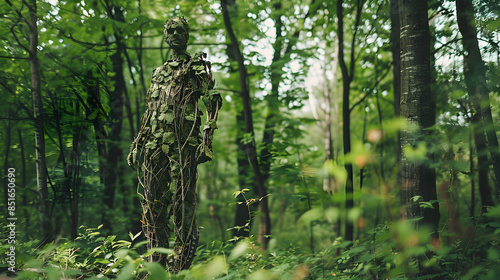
<box><xmin>127</xmin><ymin>146</ymin><xmax>137</xmax><ymax>167</ymax></box>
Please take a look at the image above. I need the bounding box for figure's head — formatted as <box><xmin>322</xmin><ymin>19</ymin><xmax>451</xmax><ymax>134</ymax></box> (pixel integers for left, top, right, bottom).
<box><xmin>164</xmin><ymin>16</ymin><xmax>189</xmax><ymax>51</ymax></box>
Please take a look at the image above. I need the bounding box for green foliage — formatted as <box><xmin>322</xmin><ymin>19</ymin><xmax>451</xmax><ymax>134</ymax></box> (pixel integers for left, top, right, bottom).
<box><xmin>4</xmin><ymin>211</ymin><xmax>499</xmax><ymax>279</ymax></box>
<box><xmin>1</xmin><ymin>0</ymin><xmax>499</xmax><ymax>278</ymax></box>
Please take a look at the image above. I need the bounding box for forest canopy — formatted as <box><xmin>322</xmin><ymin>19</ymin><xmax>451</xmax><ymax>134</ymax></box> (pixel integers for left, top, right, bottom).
<box><xmin>1</xmin><ymin>0</ymin><xmax>499</xmax><ymax>279</ymax></box>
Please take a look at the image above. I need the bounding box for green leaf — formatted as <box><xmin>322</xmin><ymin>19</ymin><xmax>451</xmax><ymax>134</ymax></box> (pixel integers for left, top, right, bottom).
<box><xmin>299</xmin><ymin>207</ymin><xmax>323</xmax><ymax>224</ymax></box>
<box><xmin>163</xmin><ymin>132</ymin><xmax>175</xmax><ymax>144</ymax></box>
<box><xmin>187</xmin><ymin>136</ymin><xmax>199</xmax><ymax>146</ymax></box>
<box><xmin>412</xmin><ymin>195</ymin><xmax>423</xmax><ymax>202</ymax></box>
<box><xmin>185</xmin><ymin>113</ymin><xmax>196</xmax><ymax>121</ymax></box>
<box><xmin>204</xmin><ymin>256</ymin><xmax>228</xmax><ymax>279</ymax></box>
<box><xmin>488</xmin><ymin>248</ymin><xmax>500</xmax><ymax>260</ymax></box>
<box><xmin>161</xmin><ymin>144</ymin><xmax>169</xmax><ymax>154</ymax></box>
<box><xmin>487</xmin><ymin>18</ymin><xmax>500</xmax><ymax>31</ymax></box>
<box><xmin>159</xmin><ymin>110</ymin><xmax>174</xmax><ymax>123</ymax></box>
<box><xmin>143</xmin><ymin>247</ymin><xmax>174</xmax><ymax>257</ymax></box>
<box><xmin>141</xmin><ymin>262</ymin><xmax>169</xmax><ymax>279</ymax></box>
<box><xmin>117</xmin><ymin>263</ymin><xmax>136</xmax><ymax>280</ymax></box>
<box><xmin>229</xmin><ymin>240</ymin><xmax>249</xmax><ymax>261</ymax></box>
<box><xmin>145</xmin><ymin>140</ymin><xmax>157</xmax><ymax>149</ymax></box>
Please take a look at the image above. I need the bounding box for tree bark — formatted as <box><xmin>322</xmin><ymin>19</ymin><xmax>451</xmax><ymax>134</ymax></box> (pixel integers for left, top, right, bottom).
<box><xmin>3</xmin><ymin>117</ymin><xmax>12</xmax><ymax>214</ymax></box>
<box><xmin>390</xmin><ymin>0</ymin><xmax>401</xmax><ymax>117</ymax></box>
<box><xmin>337</xmin><ymin>0</ymin><xmax>364</xmax><ymax>242</ymax></box>
<box><xmin>399</xmin><ymin>0</ymin><xmax>440</xmax><ymax>235</ymax></box>
<box><xmin>221</xmin><ymin>0</ymin><xmax>271</xmax><ymax>247</ymax></box>
<box><xmin>472</xmin><ymin>113</ymin><xmax>495</xmax><ymax>210</ymax></box>
<box><xmin>102</xmin><ymin>5</ymin><xmax>127</xmax><ymax>230</ymax></box>
<box><xmin>18</xmin><ymin>129</ymin><xmax>31</xmax><ymax>237</ymax></box>
<box><xmin>456</xmin><ymin>0</ymin><xmax>500</xmax><ymax>200</ymax></box>
<box><xmin>27</xmin><ymin>0</ymin><xmax>53</xmax><ymax>241</ymax></box>
<box><xmin>390</xmin><ymin>0</ymin><xmax>402</xmax><ymax>180</ymax></box>
<box><xmin>233</xmin><ymin>111</ymin><xmax>256</xmax><ymax>237</ymax></box>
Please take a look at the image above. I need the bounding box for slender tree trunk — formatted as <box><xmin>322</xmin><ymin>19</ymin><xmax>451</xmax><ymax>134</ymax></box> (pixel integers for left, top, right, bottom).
<box><xmin>399</xmin><ymin>0</ymin><xmax>440</xmax><ymax>234</ymax></box>
<box><xmin>337</xmin><ymin>0</ymin><xmax>363</xmax><ymax>242</ymax></box>
<box><xmin>18</xmin><ymin>129</ymin><xmax>30</xmax><ymax>236</ymax></box>
<box><xmin>469</xmin><ymin>131</ymin><xmax>476</xmax><ymax>217</ymax></box>
<box><xmin>456</xmin><ymin>0</ymin><xmax>500</xmax><ymax>200</ymax></box>
<box><xmin>390</xmin><ymin>0</ymin><xmax>402</xmax><ymax>179</ymax></box>
<box><xmin>47</xmin><ymin>87</ymin><xmax>79</xmax><ymax>239</ymax></box>
<box><xmin>472</xmin><ymin>113</ymin><xmax>495</xmax><ymax>210</ymax></box>
<box><xmin>260</xmin><ymin>1</ymin><xmax>283</xmax><ymax>181</ymax></box>
<box><xmin>222</xmin><ymin>0</ymin><xmax>256</xmax><ymax>238</ymax></box>
<box><xmin>233</xmin><ymin>111</ymin><xmax>256</xmax><ymax>237</ymax></box>
<box><xmin>221</xmin><ymin>0</ymin><xmax>271</xmax><ymax>247</ymax></box>
<box><xmin>3</xmin><ymin>117</ymin><xmax>12</xmax><ymax>214</ymax></box>
<box><xmin>102</xmin><ymin>6</ymin><xmax>127</xmax><ymax>229</ymax></box>
<box><xmin>390</xmin><ymin>0</ymin><xmax>401</xmax><ymax>116</ymax></box>
<box><xmin>323</xmin><ymin>39</ymin><xmax>339</xmax><ymax>193</ymax></box>
<box><xmin>28</xmin><ymin>0</ymin><xmax>52</xmax><ymax>241</ymax></box>
<box><xmin>84</xmin><ymin>73</ymin><xmax>107</xmax><ymax>185</ymax></box>
<box><xmin>70</xmin><ymin>130</ymin><xmax>80</xmax><ymax>240</ymax></box>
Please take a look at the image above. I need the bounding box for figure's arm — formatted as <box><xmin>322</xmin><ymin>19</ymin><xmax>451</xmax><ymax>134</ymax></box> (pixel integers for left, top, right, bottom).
<box><xmin>197</xmin><ymin>57</ymin><xmax>222</xmax><ymax>163</ymax></box>
<box><xmin>127</xmin><ymin>67</ymin><xmax>161</xmax><ymax>167</ymax></box>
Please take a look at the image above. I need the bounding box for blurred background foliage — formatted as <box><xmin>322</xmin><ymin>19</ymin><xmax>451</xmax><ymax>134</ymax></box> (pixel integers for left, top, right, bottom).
<box><xmin>0</xmin><ymin>0</ymin><xmax>499</xmax><ymax>278</ymax></box>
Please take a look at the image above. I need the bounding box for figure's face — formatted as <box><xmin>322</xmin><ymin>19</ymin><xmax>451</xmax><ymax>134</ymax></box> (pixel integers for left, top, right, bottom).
<box><xmin>164</xmin><ymin>18</ymin><xmax>189</xmax><ymax>51</ymax></box>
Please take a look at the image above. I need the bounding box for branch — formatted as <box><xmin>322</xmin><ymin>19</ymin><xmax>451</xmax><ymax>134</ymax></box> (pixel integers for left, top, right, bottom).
<box><xmin>337</xmin><ymin>0</ymin><xmax>350</xmax><ymax>82</ymax></box>
<box><xmin>5</xmin><ymin>0</ymin><xmax>30</xmax><ymax>26</ymax></box>
<box><xmin>349</xmin><ymin>0</ymin><xmax>365</xmax><ymax>81</ymax></box>
<box><xmin>350</xmin><ymin>65</ymin><xmax>391</xmax><ymax>113</ymax></box>
<box><xmin>432</xmin><ymin>37</ymin><xmax>461</xmax><ymax>55</ymax></box>
<box><xmin>10</xmin><ymin>25</ymin><xmax>30</xmax><ymax>54</ymax></box>
<box><xmin>0</xmin><ymin>55</ymin><xmax>29</xmax><ymax>60</ymax></box>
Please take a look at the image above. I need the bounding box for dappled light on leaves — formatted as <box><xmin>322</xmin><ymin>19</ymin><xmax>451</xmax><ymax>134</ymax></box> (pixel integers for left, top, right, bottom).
<box><xmin>2</xmin><ymin>0</ymin><xmax>500</xmax><ymax>278</ymax></box>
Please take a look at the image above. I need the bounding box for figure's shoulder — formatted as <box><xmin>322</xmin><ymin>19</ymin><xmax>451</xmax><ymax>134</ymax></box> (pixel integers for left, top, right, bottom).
<box><xmin>190</xmin><ymin>52</ymin><xmax>212</xmax><ymax>74</ymax></box>
<box><xmin>192</xmin><ymin>52</ymin><xmax>209</xmax><ymax>64</ymax></box>
<box><xmin>152</xmin><ymin>64</ymin><xmax>167</xmax><ymax>77</ymax></box>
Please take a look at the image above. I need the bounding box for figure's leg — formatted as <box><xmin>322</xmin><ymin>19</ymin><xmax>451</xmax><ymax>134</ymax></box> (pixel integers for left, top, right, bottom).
<box><xmin>141</xmin><ymin>151</ymin><xmax>172</xmax><ymax>266</ymax></box>
<box><xmin>171</xmin><ymin>148</ymin><xmax>199</xmax><ymax>272</ymax></box>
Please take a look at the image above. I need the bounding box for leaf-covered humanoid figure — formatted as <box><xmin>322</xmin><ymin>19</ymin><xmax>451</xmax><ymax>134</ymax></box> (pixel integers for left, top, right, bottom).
<box><xmin>127</xmin><ymin>16</ymin><xmax>222</xmax><ymax>271</ymax></box>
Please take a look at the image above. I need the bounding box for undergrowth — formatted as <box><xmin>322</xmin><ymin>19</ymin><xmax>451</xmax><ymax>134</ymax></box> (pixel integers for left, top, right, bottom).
<box><xmin>1</xmin><ymin>206</ymin><xmax>499</xmax><ymax>279</ymax></box>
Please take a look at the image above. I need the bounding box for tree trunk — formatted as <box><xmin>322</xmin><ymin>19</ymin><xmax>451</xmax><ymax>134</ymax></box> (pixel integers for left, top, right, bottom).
<box><xmin>233</xmin><ymin>111</ymin><xmax>256</xmax><ymax>237</ymax></box>
<box><xmin>223</xmin><ymin>0</ymin><xmax>256</xmax><ymax>239</ymax></box>
<box><xmin>260</xmin><ymin>1</ymin><xmax>283</xmax><ymax>181</ymax></box>
<box><xmin>28</xmin><ymin>0</ymin><xmax>52</xmax><ymax>241</ymax></box>
<box><xmin>48</xmin><ymin>86</ymin><xmax>78</xmax><ymax>240</ymax></box>
<box><xmin>456</xmin><ymin>0</ymin><xmax>500</xmax><ymax>200</ymax></box>
<box><xmin>390</xmin><ymin>0</ymin><xmax>402</xmax><ymax>179</ymax></box>
<box><xmin>221</xmin><ymin>0</ymin><xmax>271</xmax><ymax>247</ymax></box>
<box><xmin>85</xmin><ymin>73</ymin><xmax>107</xmax><ymax>186</ymax></box>
<box><xmin>102</xmin><ymin>6</ymin><xmax>127</xmax><ymax>230</ymax></box>
<box><xmin>3</xmin><ymin>117</ymin><xmax>12</xmax><ymax>212</ymax></box>
<box><xmin>399</xmin><ymin>0</ymin><xmax>440</xmax><ymax>234</ymax></box>
<box><xmin>469</xmin><ymin>131</ymin><xmax>476</xmax><ymax>217</ymax></box>
<box><xmin>390</xmin><ymin>0</ymin><xmax>401</xmax><ymax>116</ymax></box>
<box><xmin>18</xmin><ymin>129</ymin><xmax>31</xmax><ymax>237</ymax></box>
<box><xmin>337</xmin><ymin>0</ymin><xmax>363</xmax><ymax>242</ymax></box>
<box><xmin>472</xmin><ymin>113</ymin><xmax>495</xmax><ymax>210</ymax></box>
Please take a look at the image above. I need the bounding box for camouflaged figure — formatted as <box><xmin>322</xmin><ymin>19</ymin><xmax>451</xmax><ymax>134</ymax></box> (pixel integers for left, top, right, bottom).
<box><xmin>127</xmin><ymin>16</ymin><xmax>222</xmax><ymax>271</ymax></box>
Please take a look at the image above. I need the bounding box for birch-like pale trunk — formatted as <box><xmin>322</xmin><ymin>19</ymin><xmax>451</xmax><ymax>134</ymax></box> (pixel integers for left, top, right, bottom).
<box><xmin>28</xmin><ymin>0</ymin><xmax>53</xmax><ymax>240</ymax></box>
